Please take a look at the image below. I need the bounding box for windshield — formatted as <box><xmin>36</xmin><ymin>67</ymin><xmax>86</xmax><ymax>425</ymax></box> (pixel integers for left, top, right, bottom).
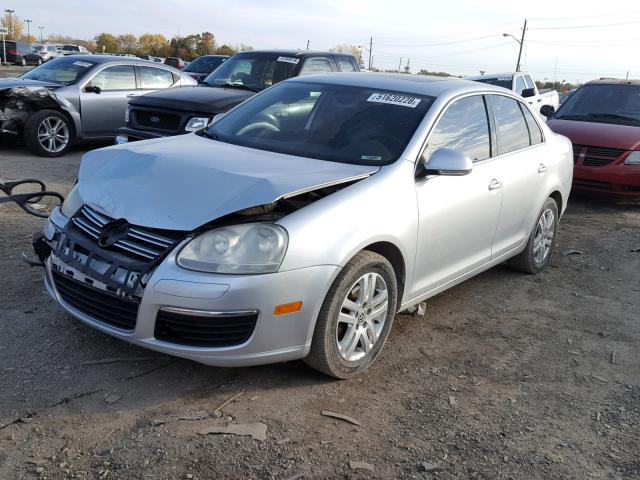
<box><xmin>554</xmin><ymin>84</ymin><xmax>640</xmax><ymax>125</ymax></box>
<box><xmin>203</xmin><ymin>53</ymin><xmax>299</xmax><ymax>91</ymax></box>
<box><xmin>204</xmin><ymin>81</ymin><xmax>435</xmax><ymax>165</ymax></box>
<box><xmin>21</xmin><ymin>57</ymin><xmax>95</xmax><ymax>85</ymax></box>
<box><xmin>33</xmin><ymin>45</ymin><xmax>45</xmax><ymax>52</ymax></box>
<box><xmin>185</xmin><ymin>56</ymin><xmax>226</xmax><ymax>74</ymax></box>
<box><xmin>473</xmin><ymin>76</ymin><xmax>512</xmax><ymax>89</ymax></box>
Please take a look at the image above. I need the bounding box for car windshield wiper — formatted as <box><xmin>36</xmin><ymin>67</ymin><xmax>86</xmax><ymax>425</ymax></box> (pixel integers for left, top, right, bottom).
<box><xmin>220</xmin><ymin>83</ymin><xmax>259</xmax><ymax>93</ymax></box>
<box><xmin>586</xmin><ymin>113</ymin><xmax>640</xmax><ymax>123</ymax></box>
<box><xmin>196</xmin><ymin>130</ymin><xmax>222</xmax><ymax>141</ymax></box>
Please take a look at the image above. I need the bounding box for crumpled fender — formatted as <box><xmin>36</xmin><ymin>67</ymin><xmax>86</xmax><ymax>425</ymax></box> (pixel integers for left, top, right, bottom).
<box><xmin>0</xmin><ymin>87</ymin><xmax>79</xmax><ymax>136</ymax></box>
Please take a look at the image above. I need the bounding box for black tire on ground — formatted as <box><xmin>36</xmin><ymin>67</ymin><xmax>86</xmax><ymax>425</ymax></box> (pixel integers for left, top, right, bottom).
<box><xmin>508</xmin><ymin>197</ymin><xmax>559</xmax><ymax>274</ymax></box>
<box><xmin>304</xmin><ymin>250</ymin><xmax>398</xmax><ymax>379</ymax></box>
<box><xmin>23</xmin><ymin>110</ymin><xmax>73</xmax><ymax>158</ymax></box>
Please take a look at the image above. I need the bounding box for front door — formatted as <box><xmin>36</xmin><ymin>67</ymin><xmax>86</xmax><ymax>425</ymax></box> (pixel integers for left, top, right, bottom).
<box><xmin>412</xmin><ymin>94</ymin><xmax>503</xmax><ymax>298</ymax></box>
<box><xmin>80</xmin><ymin>65</ymin><xmax>139</xmax><ymax>137</ymax></box>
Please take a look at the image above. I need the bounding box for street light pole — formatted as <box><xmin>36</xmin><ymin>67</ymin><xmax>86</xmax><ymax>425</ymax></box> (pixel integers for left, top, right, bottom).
<box><xmin>503</xmin><ymin>19</ymin><xmax>527</xmax><ymax>72</ymax></box>
<box><xmin>38</xmin><ymin>25</ymin><xmax>44</xmax><ymax>43</ymax></box>
<box><xmin>4</xmin><ymin>10</ymin><xmax>15</xmax><ymax>38</ymax></box>
<box><xmin>24</xmin><ymin>19</ymin><xmax>32</xmax><ymax>41</ymax></box>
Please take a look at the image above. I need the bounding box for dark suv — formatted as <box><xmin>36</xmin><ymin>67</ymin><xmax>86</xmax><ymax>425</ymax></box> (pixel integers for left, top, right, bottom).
<box><xmin>0</xmin><ymin>41</ymin><xmax>34</xmax><ymax>66</ymax></box>
<box><xmin>117</xmin><ymin>50</ymin><xmax>360</xmax><ymax>142</ymax></box>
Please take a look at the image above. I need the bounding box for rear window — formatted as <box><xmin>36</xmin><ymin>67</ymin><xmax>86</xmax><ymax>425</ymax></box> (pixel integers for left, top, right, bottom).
<box><xmin>474</xmin><ymin>76</ymin><xmax>512</xmax><ymax>89</ymax></box>
<box><xmin>337</xmin><ymin>57</ymin><xmax>358</xmax><ymax>72</ymax></box>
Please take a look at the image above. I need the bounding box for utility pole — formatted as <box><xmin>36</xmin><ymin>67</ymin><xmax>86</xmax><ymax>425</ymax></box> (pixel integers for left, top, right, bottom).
<box><xmin>24</xmin><ymin>19</ymin><xmax>32</xmax><ymax>41</ymax></box>
<box><xmin>553</xmin><ymin>59</ymin><xmax>557</xmax><ymax>85</ymax></box>
<box><xmin>306</xmin><ymin>40</ymin><xmax>309</xmax><ymax>50</ymax></box>
<box><xmin>368</xmin><ymin>36</ymin><xmax>372</xmax><ymax>70</ymax></box>
<box><xmin>4</xmin><ymin>10</ymin><xmax>14</xmax><ymax>38</ymax></box>
<box><xmin>515</xmin><ymin>19</ymin><xmax>527</xmax><ymax>72</ymax></box>
<box><xmin>405</xmin><ymin>58</ymin><xmax>411</xmax><ymax>73</ymax></box>
<box><xmin>626</xmin><ymin>71</ymin><xmax>630</xmax><ymax>79</ymax></box>
<box><xmin>39</xmin><ymin>25</ymin><xmax>44</xmax><ymax>43</ymax></box>
<box><xmin>398</xmin><ymin>57</ymin><xmax>402</xmax><ymax>73</ymax></box>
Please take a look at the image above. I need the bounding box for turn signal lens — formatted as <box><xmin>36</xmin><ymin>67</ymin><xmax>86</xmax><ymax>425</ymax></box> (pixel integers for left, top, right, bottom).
<box><xmin>273</xmin><ymin>301</ymin><xmax>303</xmax><ymax>316</ymax></box>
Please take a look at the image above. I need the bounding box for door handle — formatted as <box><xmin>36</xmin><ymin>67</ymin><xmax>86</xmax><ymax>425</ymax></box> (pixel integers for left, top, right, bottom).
<box><xmin>488</xmin><ymin>179</ymin><xmax>502</xmax><ymax>190</ymax></box>
<box><xmin>537</xmin><ymin>98</ymin><xmax>542</xmax><ymax>102</ymax></box>
<box><xmin>538</xmin><ymin>163</ymin><xmax>548</xmax><ymax>173</ymax></box>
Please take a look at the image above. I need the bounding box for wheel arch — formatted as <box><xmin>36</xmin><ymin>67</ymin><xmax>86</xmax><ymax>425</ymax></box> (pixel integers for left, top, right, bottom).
<box><xmin>549</xmin><ymin>190</ymin><xmax>563</xmax><ymax>214</ymax></box>
<box><xmin>361</xmin><ymin>241</ymin><xmax>406</xmax><ymax>311</ymax></box>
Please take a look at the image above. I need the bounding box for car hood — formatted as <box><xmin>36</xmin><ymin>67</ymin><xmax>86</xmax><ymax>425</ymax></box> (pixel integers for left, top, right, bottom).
<box><xmin>0</xmin><ymin>78</ymin><xmax>62</xmax><ymax>90</ymax></box>
<box><xmin>77</xmin><ymin>134</ymin><xmax>378</xmax><ymax>231</ymax></box>
<box><xmin>130</xmin><ymin>85</ymin><xmax>254</xmax><ymax>114</ymax></box>
<box><xmin>548</xmin><ymin>118</ymin><xmax>640</xmax><ymax>151</ymax></box>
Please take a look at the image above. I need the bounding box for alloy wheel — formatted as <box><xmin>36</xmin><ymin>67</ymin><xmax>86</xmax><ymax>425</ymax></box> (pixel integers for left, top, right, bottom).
<box><xmin>37</xmin><ymin>117</ymin><xmax>70</xmax><ymax>154</ymax></box>
<box><xmin>533</xmin><ymin>208</ymin><xmax>554</xmax><ymax>264</ymax></box>
<box><xmin>336</xmin><ymin>272</ymin><xmax>389</xmax><ymax>362</ymax></box>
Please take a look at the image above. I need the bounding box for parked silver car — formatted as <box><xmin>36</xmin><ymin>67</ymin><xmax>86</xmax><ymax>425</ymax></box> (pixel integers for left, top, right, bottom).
<box><xmin>0</xmin><ymin>55</ymin><xmax>196</xmax><ymax>156</ymax></box>
<box><xmin>40</xmin><ymin>73</ymin><xmax>573</xmax><ymax>378</ymax></box>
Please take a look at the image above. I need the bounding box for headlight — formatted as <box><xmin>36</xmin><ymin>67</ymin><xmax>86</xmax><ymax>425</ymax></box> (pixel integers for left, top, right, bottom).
<box><xmin>624</xmin><ymin>151</ymin><xmax>640</xmax><ymax>165</ymax></box>
<box><xmin>185</xmin><ymin>117</ymin><xmax>210</xmax><ymax>132</ymax></box>
<box><xmin>124</xmin><ymin>106</ymin><xmax>130</xmax><ymax>123</ymax></box>
<box><xmin>177</xmin><ymin>223</ymin><xmax>288</xmax><ymax>274</ymax></box>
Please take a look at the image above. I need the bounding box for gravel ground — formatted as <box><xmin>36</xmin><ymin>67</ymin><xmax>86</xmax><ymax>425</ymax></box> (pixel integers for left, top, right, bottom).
<box><xmin>1</xmin><ymin>122</ymin><xmax>639</xmax><ymax>479</ymax></box>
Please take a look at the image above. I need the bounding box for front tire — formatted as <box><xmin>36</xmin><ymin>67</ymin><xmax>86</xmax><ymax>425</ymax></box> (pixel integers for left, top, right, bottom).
<box><xmin>508</xmin><ymin>197</ymin><xmax>559</xmax><ymax>273</ymax></box>
<box><xmin>304</xmin><ymin>251</ymin><xmax>398</xmax><ymax>379</ymax></box>
<box><xmin>23</xmin><ymin>110</ymin><xmax>72</xmax><ymax>157</ymax></box>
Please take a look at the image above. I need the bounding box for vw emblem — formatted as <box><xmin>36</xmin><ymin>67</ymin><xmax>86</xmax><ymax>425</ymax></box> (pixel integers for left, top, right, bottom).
<box><xmin>150</xmin><ymin>116</ymin><xmax>160</xmax><ymax>123</ymax></box>
<box><xmin>98</xmin><ymin>218</ymin><xmax>130</xmax><ymax>247</ymax></box>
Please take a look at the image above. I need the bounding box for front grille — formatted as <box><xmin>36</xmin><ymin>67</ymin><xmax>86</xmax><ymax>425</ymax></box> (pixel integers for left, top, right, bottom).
<box><xmin>573</xmin><ymin>179</ymin><xmax>612</xmax><ymax>190</ymax></box>
<box><xmin>52</xmin><ymin>270</ymin><xmax>139</xmax><ymax>331</ymax></box>
<box><xmin>72</xmin><ymin>205</ymin><xmax>180</xmax><ymax>262</ymax></box>
<box><xmin>132</xmin><ymin>109</ymin><xmax>181</xmax><ymax>132</ymax></box>
<box><xmin>154</xmin><ymin>309</ymin><xmax>258</xmax><ymax>347</ymax></box>
<box><xmin>573</xmin><ymin>144</ymin><xmax>625</xmax><ymax>167</ymax></box>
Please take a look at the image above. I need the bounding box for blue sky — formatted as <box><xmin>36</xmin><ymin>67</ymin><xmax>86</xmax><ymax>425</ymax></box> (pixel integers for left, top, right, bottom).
<box><xmin>16</xmin><ymin>0</ymin><xmax>640</xmax><ymax>82</ymax></box>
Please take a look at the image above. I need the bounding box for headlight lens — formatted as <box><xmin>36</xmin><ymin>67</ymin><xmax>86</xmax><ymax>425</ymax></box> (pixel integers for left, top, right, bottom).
<box><xmin>624</xmin><ymin>151</ymin><xmax>640</xmax><ymax>165</ymax></box>
<box><xmin>185</xmin><ymin>116</ymin><xmax>210</xmax><ymax>132</ymax></box>
<box><xmin>177</xmin><ymin>223</ymin><xmax>288</xmax><ymax>274</ymax></box>
<box><xmin>124</xmin><ymin>105</ymin><xmax>130</xmax><ymax>123</ymax></box>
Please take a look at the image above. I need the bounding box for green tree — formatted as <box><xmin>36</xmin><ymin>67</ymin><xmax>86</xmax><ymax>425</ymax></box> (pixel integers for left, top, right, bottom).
<box><xmin>138</xmin><ymin>33</ymin><xmax>169</xmax><ymax>56</ymax></box>
<box><xmin>215</xmin><ymin>44</ymin><xmax>235</xmax><ymax>56</ymax></box>
<box><xmin>198</xmin><ymin>32</ymin><xmax>215</xmax><ymax>55</ymax></box>
<box><xmin>117</xmin><ymin>33</ymin><xmax>138</xmax><ymax>54</ymax></box>
<box><xmin>94</xmin><ymin>33</ymin><xmax>118</xmax><ymax>53</ymax></box>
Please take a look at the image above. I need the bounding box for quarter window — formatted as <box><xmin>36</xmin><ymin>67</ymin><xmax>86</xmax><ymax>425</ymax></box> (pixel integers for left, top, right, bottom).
<box><xmin>427</xmin><ymin>95</ymin><xmax>491</xmax><ymax>162</ymax></box>
<box><xmin>520</xmin><ymin>104</ymin><xmax>543</xmax><ymax>145</ymax></box>
<box><xmin>139</xmin><ymin>66</ymin><xmax>175</xmax><ymax>89</ymax></box>
<box><xmin>491</xmin><ymin>95</ymin><xmax>531</xmax><ymax>154</ymax></box>
<box><xmin>337</xmin><ymin>57</ymin><xmax>357</xmax><ymax>72</ymax></box>
<box><xmin>88</xmin><ymin>65</ymin><xmax>136</xmax><ymax>91</ymax></box>
<box><xmin>300</xmin><ymin>57</ymin><xmax>333</xmax><ymax>75</ymax></box>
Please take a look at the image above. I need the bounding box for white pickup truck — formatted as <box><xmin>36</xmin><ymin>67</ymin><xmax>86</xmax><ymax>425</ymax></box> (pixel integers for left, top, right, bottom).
<box><xmin>467</xmin><ymin>72</ymin><xmax>559</xmax><ymax>114</ymax></box>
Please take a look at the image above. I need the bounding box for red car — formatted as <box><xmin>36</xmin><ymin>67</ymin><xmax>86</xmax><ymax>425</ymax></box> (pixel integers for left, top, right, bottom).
<box><xmin>545</xmin><ymin>79</ymin><xmax>640</xmax><ymax>197</ymax></box>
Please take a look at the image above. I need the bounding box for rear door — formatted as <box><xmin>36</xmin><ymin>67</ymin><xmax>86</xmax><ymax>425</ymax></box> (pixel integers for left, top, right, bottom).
<box><xmin>80</xmin><ymin>64</ymin><xmax>140</xmax><ymax>136</ymax></box>
<box><xmin>488</xmin><ymin>94</ymin><xmax>548</xmax><ymax>257</ymax></box>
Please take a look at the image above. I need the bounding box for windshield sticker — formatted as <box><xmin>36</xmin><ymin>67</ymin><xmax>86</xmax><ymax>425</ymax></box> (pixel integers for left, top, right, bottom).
<box><xmin>277</xmin><ymin>56</ymin><xmax>300</xmax><ymax>64</ymax></box>
<box><xmin>73</xmin><ymin>61</ymin><xmax>92</xmax><ymax>68</ymax></box>
<box><xmin>361</xmin><ymin>155</ymin><xmax>382</xmax><ymax>161</ymax></box>
<box><xmin>367</xmin><ymin>93</ymin><xmax>421</xmax><ymax>108</ymax></box>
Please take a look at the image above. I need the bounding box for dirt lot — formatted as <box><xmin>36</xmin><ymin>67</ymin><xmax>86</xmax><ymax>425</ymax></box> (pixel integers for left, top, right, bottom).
<box><xmin>1</xmin><ymin>134</ymin><xmax>639</xmax><ymax>480</ymax></box>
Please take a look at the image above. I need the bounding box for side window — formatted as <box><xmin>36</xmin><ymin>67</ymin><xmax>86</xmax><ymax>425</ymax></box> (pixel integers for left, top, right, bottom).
<box><xmin>299</xmin><ymin>57</ymin><xmax>333</xmax><ymax>76</ymax></box>
<box><xmin>427</xmin><ymin>95</ymin><xmax>491</xmax><ymax>162</ymax></box>
<box><xmin>524</xmin><ymin>75</ymin><xmax>535</xmax><ymax>90</ymax></box>
<box><xmin>515</xmin><ymin>76</ymin><xmax>527</xmax><ymax>96</ymax></box>
<box><xmin>139</xmin><ymin>67</ymin><xmax>175</xmax><ymax>89</ymax></box>
<box><xmin>490</xmin><ymin>95</ymin><xmax>530</xmax><ymax>154</ymax></box>
<box><xmin>88</xmin><ymin>65</ymin><xmax>137</xmax><ymax>91</ymax></box>
<box><xmin>336</xmin><ymin>57</ymin><xmax>357</xmax><ymax>72</ymax></box>
<box><xmin>520</xmin><ymin>104</ymin><xmax>543</xmax><ymax>145</ymax></box>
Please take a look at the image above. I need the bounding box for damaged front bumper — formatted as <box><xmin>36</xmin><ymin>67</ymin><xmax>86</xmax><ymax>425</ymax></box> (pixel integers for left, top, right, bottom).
<box><xmin>42</xmin><ymin>208</ymin><xmax>339</xmax><ymax>367</ymax></box>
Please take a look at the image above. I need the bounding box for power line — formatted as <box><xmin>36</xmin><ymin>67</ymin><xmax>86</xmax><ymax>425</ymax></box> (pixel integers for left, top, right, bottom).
<box><xmin>373</xmin><ymin>20</ymin><xmax>520</xmax><ymax>41</ymax></box>
<box><xmin>530</xmin><ymin>19</ymin><xmax>640</xmax><ymax>30</ymax></box>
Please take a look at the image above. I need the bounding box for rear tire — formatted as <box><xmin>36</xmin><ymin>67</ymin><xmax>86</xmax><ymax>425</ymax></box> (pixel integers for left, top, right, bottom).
<box><xmin>508</xmin><ymin>197</ymin><xmax>559</xmax><ymax>274</ymax></box>
<box><xmin>23</xmin><ymin>110</ymin><xmax>73</xmax><ymax>158</ymax></box>
<box><xmin>304</xmin><ymin>251</ymin><xmax>398</xmax><ymax>379</ymax></box>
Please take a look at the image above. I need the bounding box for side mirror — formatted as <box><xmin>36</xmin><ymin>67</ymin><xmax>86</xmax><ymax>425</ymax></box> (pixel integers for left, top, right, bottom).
<box><xmin>84</xmin><ymin>85</ymin><xmax>101</xmax><ymax>94</ymax></box>
<box><xmin>416</xmin><ymin>148</ymin><xmax>474</xmax><ymax>179</ymax></box>
<box><xmin>540</xmin><ymin>104</ymin><xmax>555</xmax><ymax>118</ymax></box>
<box><xmin>521</xmin><ymin>88</ymin><xmax>536</xmax><ymax>98</ymax></box>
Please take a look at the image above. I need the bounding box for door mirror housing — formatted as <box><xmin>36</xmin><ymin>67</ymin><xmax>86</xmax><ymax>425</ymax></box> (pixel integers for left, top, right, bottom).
<box><xmin>416</xmin><ymin>148</ymin><xmax>474</xmax><ymax>179</ymax></box>
<box><xmin>84</xmin><ymin>85</ymin><xmax>101</xmax><ymax>94</ymax></box>
<box><xmin>540</xmin><ymin>104</ymin><xmax>555</xmax><ymax>118</ymax></box>
<box><xmin>521</xmin><ymin>87</ymin><xmax>536</xmax><ymax>98</ymax></box>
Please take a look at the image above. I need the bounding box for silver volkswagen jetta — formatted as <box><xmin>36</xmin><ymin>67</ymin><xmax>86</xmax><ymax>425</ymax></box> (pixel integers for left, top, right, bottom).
<box><xmin>40</xmin><ymin>73</ymin><xmax>573</xmax><ymax>378</ymax></box>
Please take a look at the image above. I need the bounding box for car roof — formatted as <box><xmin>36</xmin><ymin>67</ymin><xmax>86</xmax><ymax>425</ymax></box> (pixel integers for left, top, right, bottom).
<box><xmin>467</xmin><ymin>72</ymin><xmax>518</xmax><ymax>80</ymax></box>
<box><xmin>287</xmin><ymin>72</ymin><xmax>511</xmax><ymax>97</ymax></box>
<box><xmin>585</xmin><ymin>78</ymin><xmax>640</xmax><ymax>86</ymax></box>
<box><xmin>61</xmin><ymin>54</ymin><xmax>176</xmax><ymax>67</ymax></box>
<box><xmin>235</xmin><ymin>49</ymin><xmax>347</xmax><ymax>57</ymax></box>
